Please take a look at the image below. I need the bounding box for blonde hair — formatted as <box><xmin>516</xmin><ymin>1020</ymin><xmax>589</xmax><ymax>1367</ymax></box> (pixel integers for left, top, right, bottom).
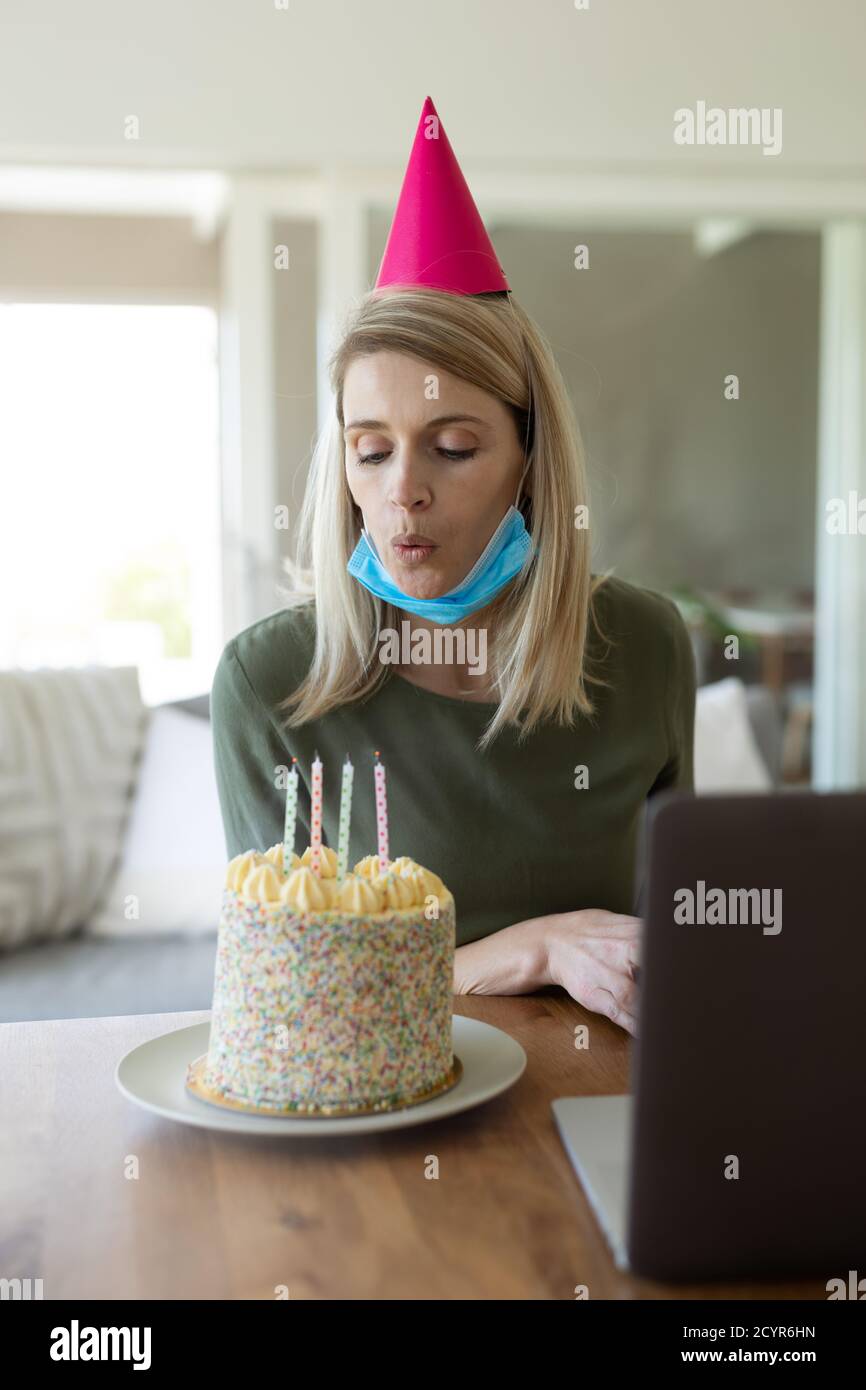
<box><xmin>277</xmin><ymin>286</ymin><xmax>611</xmax><ymax>752</ymax></box>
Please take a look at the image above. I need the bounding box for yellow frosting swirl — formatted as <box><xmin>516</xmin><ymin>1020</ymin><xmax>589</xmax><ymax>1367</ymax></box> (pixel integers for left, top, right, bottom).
<box><xmin>300</xmin><ymin>844</ymin><xmax>339</xmax><ymax>878</ymax></box>
<box><xmin>228</xmin><ymin>844</ymin><xmax>450</xmax><ymax>913</ymax></box>
<box><xmin>226</xmin><ymin>850</ymin><xmax>261</xmax><ymax>892</ymax></box>
<box><xmin>353</xmin><ymin>853</ymin><xmax>388</xmax><ymax>879</ymax></box>
<box><xmin>334</xmin><ymin>873</ymin><xmax>386</xmax><ymax>913</ymax></box>
<box><xmin>379</xmin><ymin>871</ymin><xmax>418</xmax><ymax>910</ymax></box>
<box><xmin>408</xmin><ymin>865</ymin><xmax>446</xmax><ymax>901</ymax></box>
<box><xmin>281</xmin><ymin>866</ymin><xmax>335</xmax><ymax>911</ymax></box>
<box><xmin>244</xmin><ymin>863</ymin><xmax>283</xmax><ymax>903</ymax></box>
<box><xmin>263</xmin><ymin>843</ymin><xmax>301</xmax><ymax>873</ymax></box>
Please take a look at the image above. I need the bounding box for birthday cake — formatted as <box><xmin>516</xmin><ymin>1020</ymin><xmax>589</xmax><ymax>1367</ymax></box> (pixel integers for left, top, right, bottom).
<box><xmin>186</xmin><ymin>843</ymin><xmax>459</xmax><ymax>1117</ymax></box>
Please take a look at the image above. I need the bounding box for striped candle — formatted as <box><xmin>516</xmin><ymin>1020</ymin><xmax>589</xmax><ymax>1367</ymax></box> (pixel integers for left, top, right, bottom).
<box><xmin>282</xmin><ymin>757</ymin><xmax>299</xmax><ymax>875</ymax></box>
<box><xmin>336</xmin><ymin>755</ymin><xmax>354</xmax><ymax>883</ymax></box>
<box><xmin>310</xmin><ymin>751</ymin><xmax>323</xmax><ymax>876</ymax></box>
<box><xmin>374</xmin><ymin>750</ymin><xmax>390</xmax><ymax>873</ymax></box>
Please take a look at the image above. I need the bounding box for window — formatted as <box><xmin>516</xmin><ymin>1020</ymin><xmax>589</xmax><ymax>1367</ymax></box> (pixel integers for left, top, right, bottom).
<box><xmin>0</xmin><ymin>302</ymin><xmax>220</xmax><ymax>704</ymax></box>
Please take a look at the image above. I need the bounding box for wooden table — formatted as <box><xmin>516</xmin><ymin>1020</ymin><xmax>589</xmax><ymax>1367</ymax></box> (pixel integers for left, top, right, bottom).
<box><xmin>0</xmin><ymin>994</ymin><xmax>827</xmax><ymax>1300</ymax></box>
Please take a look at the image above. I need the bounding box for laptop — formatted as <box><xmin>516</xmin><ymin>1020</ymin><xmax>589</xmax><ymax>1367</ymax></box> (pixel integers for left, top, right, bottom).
<box><xmin>552</xmin><ymin>789</ymin><xmax>866</xmax><ymax>1282</ymax></box>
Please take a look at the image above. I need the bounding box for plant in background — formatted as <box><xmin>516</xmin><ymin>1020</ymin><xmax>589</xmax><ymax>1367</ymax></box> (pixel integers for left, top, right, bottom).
<box><xmin>667</xmin><ymin>584</ymin><xmax>759</xmax><ymax>653</ymax></box>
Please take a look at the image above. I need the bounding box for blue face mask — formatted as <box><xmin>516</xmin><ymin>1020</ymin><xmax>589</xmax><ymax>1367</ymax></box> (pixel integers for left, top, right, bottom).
<box><xmin>347</xmin><ymin>488</ymin><xmax>536</xmax><ymax>624</ymax></box>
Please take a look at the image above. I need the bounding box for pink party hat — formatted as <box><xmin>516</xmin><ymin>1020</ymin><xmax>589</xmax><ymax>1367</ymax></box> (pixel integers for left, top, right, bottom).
<box><xmin>374</xmin><ymin>96</ymin><xmax>510</xmax><ymax>296</ymax></box>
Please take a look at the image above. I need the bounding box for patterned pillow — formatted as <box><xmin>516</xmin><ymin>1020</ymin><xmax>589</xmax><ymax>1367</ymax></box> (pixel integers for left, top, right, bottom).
<box><xmin>0</xmin><ymin>665</ymin><xmax>146</xmax><ymax>949</ymax></box>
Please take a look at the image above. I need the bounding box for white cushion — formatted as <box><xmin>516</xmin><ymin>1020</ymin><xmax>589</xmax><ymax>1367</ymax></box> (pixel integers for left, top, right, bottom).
<box><xmin>87</xmin><ymin>705</ymin><xmax>225</xmax><ymax>937</ymax></box>
<box><xmin>0</xmin><ymin>666</ymin><xmax>145</xmax><ymax>949</ymax></box>
<box><xmin>694</xmin><ymin>677</ymin><xmax>772</xmax><ymax>793</ymax></box>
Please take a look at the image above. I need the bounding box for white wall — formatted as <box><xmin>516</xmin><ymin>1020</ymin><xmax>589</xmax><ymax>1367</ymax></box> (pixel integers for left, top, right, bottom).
<box><xmin>1</xmin><ymin>0</ymin><xmax>864</xmax><ymax>174</ymax></box>
<box><xmin>0</xmin><ymin>211</ymin><xmax>217</xmax><ymax>301</ymax></box>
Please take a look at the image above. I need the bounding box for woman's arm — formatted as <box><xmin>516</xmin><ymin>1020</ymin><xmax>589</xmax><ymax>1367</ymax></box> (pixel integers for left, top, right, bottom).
<box><xmin>648</xmin><ymin>595</ymin><xmax>697</xmax><ymax>795</ymax></box>
<box><xmin>454</xmin><ymin>915</ymin><xmax>552</xmax><ymax>995</ymax></box>
<box><xmin>454</xmin><ymin>908</ymin><xmax>641</xmax><ymax>1035</ymax></box>
<box><xmin>211</xmin><ymin>639</ymin><xmax>310</xmax><ymax>858</ymax></box>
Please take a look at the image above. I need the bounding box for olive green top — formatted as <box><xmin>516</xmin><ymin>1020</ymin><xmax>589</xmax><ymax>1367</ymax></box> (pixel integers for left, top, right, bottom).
<box><xmin>210</xmin><ymin>575</ymin><xmax>696</xmax><ymax>946</ymax></box>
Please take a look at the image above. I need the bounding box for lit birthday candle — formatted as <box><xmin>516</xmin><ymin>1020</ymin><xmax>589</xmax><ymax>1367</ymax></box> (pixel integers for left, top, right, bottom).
<box><xmin>374</xmin><ymin>750</ymin><xmax>390</xmax><ymax>874</ymax></box>
<box><xmin>282</xmin><ymin>756</ymin><xmax>299</xmax><ymax>875</ymax></box>
<box><xmin>310</xmin><ymin>751</ymin><xmax>323</xmax><ymax>876</ymax></box>
<box><xmin>336</xmin><ymin>755</ymin><xmax>354</xmax><ymax>884</ymax></box>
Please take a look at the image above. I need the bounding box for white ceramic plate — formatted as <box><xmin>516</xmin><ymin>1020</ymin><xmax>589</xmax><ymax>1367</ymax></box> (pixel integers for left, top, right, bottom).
<box><xmin>115</xmin><ymin>1017</ymin><xmax>526</xmax><ymax>1136</ymax></box>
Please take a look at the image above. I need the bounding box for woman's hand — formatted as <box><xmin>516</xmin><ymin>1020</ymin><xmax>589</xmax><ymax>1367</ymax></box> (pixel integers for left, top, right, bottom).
<box><xmin>453</xmin><ymin>917</ymin><xmax>551</xmax><ymax>997</ymax></box>
<box><xmin>452</xmin><ymin>908</ymin><xmax>641</xmax><ymax>1037</ymax></box>
<box><xmin>545</xmin><ymin>908</ymin><xmax>642</xmax><ymax>1035</ymax></box>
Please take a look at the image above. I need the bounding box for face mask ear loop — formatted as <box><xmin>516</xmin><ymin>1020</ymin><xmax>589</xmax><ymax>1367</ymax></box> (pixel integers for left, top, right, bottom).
<box><xmin>361</xmin><ymin>522</ymin><xmax>380</xmax><ymax>562</ymax></box>
<box><xmin>453</xmin><ymin>506</ymin><xmax>514</xmax><ymax>593</ymax></box>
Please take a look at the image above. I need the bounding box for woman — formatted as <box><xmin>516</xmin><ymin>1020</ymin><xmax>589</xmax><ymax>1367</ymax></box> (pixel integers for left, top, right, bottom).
<box><xmin>211</xmin><ymin>285</ymin><xmax>696</xmax><ymax>1038</ymax></box>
